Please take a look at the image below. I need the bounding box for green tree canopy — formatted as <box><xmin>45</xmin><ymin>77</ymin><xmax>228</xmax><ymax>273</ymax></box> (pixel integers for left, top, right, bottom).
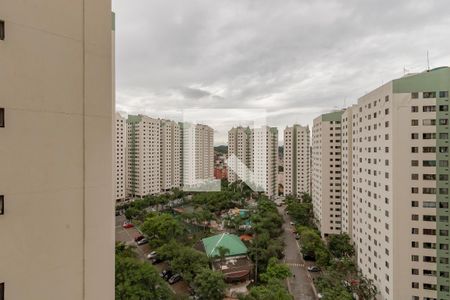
<box><xmin>141</xmin><ymin>213</ymin><xmax>185</xmax><ymax>247</ymax></box>
<box><xmin>327</xmin><ymin>234</ymin><xmax>354</xmax><ymax>258</ymax></box>
<box><xmin>193</xmin><ymin>268</ymin><xmax>226</xmax><ymax>300</ymax></box>
<box><xmin>260</xmin><ymin>257</ymin><xmax>291</xmax><ymax>282</ymax></box>
<box><xmin>115</xmin><ymin>255</ymin><xmax>172</xmax><ymax>300</ymax></box>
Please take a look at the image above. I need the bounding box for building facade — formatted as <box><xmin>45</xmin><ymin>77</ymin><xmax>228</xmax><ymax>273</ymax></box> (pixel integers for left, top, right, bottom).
<box><xmin>228</xmin><ymin>126</ymin><xmax>253</xmax><ymax>183</ymax></box>
<box><xmin>312</xmin><ymin>111</ymin><xmax>343</xmax><ymax>237</ymax></box>
<box><xmin>182</xmin><ymin>123</ymin><xmax>214</xmax><ymax>187</ymax></box>
<box><xmin>0</xmin><ymin>1</ymin><xmax>115</xmax><ymax>299</ymax></box>
<box><xmin>115</xmin><ymin>113</ymin><xmax>127</xmax><ymax>201</ymax></box>
<box><xmin>340</xmin><ymin>67</ymin><xmax>450</xmax><ymax>300</ymax></box>
<box><xmin>284</xmin><ymin>125</ymin><xmax>311</xmax><ymax>197</ymax></box>
<box><xmin>127</xmin><ymin>115</ymin><xmax>161</xmax><ymax>197</ymax></box>
<box><xmin>160</xmin><ymin>119</ymin><xmax>181</xmax><ymax>191</ymax></box>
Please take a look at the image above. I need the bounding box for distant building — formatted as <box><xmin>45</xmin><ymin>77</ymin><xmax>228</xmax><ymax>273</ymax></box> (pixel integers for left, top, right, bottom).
<box><xmin>115</xmin><ymin>113</ymin><xmax>127</xmax><ymax>201</ymax></box>
<box><xmin>228</xmin><ymin>126</ymin><xmax>278</xmax><ymax>197</ymax></box>
<box><xmin>127</xmin><ymin>115</ymin><xmax>161</xmax><ymax>197</ymax></box>
<box><xmin>284</xmin><ymin>124</ymin><xmax>311</xmax><ymax>197</ymax></box>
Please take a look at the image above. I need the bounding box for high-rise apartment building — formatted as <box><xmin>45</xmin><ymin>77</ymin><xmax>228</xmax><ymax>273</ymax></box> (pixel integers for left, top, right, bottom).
<box><xmin>284</xmin><ymin>125</ymin><xmax>311</xmax><ymax>197</ymax></box>
<box><xmin>182</xmin><ymin>123</ymin><xmax>214</xmax><ymax>187</ymax></box>
<box><xmin>228</xmin><ymin>126</ymin><xmax>252</xmax><ymax>183</ymax></box>
<box><xmin>127</xmin><ymin>115</ymin><xmax>161</xmax><ymax>197</ymax></box>
<box><xmin>0</xmin><ymin>1</ymin><xmax>114</xmax><ymax>299</ymax></box>
<box><xmin>341</xmin><ymin>106</ymin><xmax>355</xmax><ymax>237</ymax></box>
<box><xmin>340</xmin><ymin>67</ymin><xmax>450</xmax><ymax>300</ymax></box>
<box><xmin>312</xmin><ymin>111</ymin><xmax>343</xmax><ymax>237</ymax></box>
<box><xmin>227</xmin><ymin>126</ymin><xmax>278</xmax><ymax>197</ymax></box>
<box><xmin>160</xmin><ymin>119</ymin><xmax>181</xmax><ymax>191</ymax></box>
<box><xmin>115</xmin><ymin>113</ymin><xmax>127</xmax><ymax>201</ymax></box>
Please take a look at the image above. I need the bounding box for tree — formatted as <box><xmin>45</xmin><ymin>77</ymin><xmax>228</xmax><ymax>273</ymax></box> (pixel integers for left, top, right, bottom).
<box><xmin>327</xmin><ymin>234</ymin><xmax>354</xmax><ymax>258</ymax></box>
<box><xmin>170</xmin><ymin>247</ymin><xmax>209</xmax><ymax>283</ymax></box>
<box><xmin>297</xmin><ymin>226</ymin><xmax>323</xmax><ymax>257</ymax></box>
<box><xmin>115</xmin><ymin>255</ymin><xmax>172</xmax><ymax>300</ymax></box>
<box><xmin>260</xmin><ymin>257</ymin><xmax>291</xmax><ymax>282</ymax></box>
<box><xmin>215</xmin><ymin>246</ymin><xmax>230</xmax><ymax>263</ymax></box>
<box><xmin>241</xmin><ymin>280</ymin><xmax>293</xmax><ymax>300</ymax></box>
<box><xmin>193</xmin><ymin>268</ymin><xmax>226</xmax><ymax>300</ymax></box>
<box><xmin>352</xmin><ymin>272</ymin><xmax>378</xmax><ymax>300</ymax></box>
<box><xmin>115</xmin><ymin>242</ymin><xmax>136</xmax><ymax>258</ymax></box>
<box><xmin>141</xmin><ymin>213</ymin><xmax>184</xmax><ymax>247</ymax></box>
<box><xmin>315</xmin><ymin>246</ymin><xmax>331</xmax><ymax>267</ymax></box>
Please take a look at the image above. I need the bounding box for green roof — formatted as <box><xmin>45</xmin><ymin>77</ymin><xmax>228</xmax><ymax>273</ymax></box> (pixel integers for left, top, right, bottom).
<box><xmin>202</xmin><ymin>233</ymin><xmax>248</xmax><ymax>258</ymax></box>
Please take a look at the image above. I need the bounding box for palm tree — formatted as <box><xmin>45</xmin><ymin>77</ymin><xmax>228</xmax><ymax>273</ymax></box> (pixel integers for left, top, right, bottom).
<box><xmin>215</xmin><ymin>246</ymin><xmax>230</xmax><ymax>264</ymax></box>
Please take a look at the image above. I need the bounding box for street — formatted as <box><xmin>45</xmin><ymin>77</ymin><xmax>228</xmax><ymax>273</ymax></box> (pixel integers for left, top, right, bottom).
<box><xmin>277</xmin><ymin>205</ymin><xmax>318</xmax><ymax>300</ymax></box>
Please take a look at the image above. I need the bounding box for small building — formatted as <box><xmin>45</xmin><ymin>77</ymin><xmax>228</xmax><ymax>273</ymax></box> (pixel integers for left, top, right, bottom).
<box><xmin>201</xmin><ymin>233</ymin><xmax>253</xmax><ymax>283</ymax></box>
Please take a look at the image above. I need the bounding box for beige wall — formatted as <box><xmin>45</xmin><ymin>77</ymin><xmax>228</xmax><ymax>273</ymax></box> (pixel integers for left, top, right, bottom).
<box><xmin>0</xmin><ymin>1</ymin><xmax>114</xmax><ymax>299</ymax></box>
<box><xmin>284</xmin><ymin>125</ymin><xmax>310</xmax><ymax>197</ymax></box>
<box><xmin>312</xmin><ymin>115</ymin><xmax>342</xmax><ymax>236</ymax></box>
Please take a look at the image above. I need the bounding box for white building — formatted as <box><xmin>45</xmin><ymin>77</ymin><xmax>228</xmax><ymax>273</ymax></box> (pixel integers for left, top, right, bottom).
<box><xmin>160</xmin><ymin>119</ymin><xmax>181</xmax><ymax>191</ymax></box>
<box><xmin>312</xmin><ymin>111</ymin><xmax>343</xmax><ymax>237</ymax></box>
<box><xmin>0</xmin><ymin>2</ymin><xmax>115</xmax><ymax>299</ymax></box>
<box><xmin>182</xmin><ymin>123</ymin><xmax>214</xmax><ymax>188</ymax></box>
<box><xmin>127</xmin><ymin>115</ymin><xmax>161</xmax><ymax>197</ymax></box>
<box><xmin>115</xmin><ymin>113</ymin><xmax>127</xmax><ymax>201</ymax></box>
<box><xmin>284</xmin><ymin>125</ymin><xmax>311</xmax><ymax>197</ymax></box>
<box><xmin>228</xmin><ymin>126</ymin><xmax>252</xmax><ymax>183</ymax></box>
<box><xmin>340</xmin><ymin>67</ymin><xmax>450</xmax><ymax>300</ymax></box>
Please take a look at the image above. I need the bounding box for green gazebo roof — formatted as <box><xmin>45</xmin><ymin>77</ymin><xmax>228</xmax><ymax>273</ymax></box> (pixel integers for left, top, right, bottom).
<box><xmin>202</xmin><ymin>233</ymin><xmax>248</xmax><ymax>258</ymax></box>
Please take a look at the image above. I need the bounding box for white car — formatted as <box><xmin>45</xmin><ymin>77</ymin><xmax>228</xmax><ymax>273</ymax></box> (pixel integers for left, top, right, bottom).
<box><xmin>290</xmin><ymin>221</ymin><xmax>295</xmax><ymax>226</ymax></box>
<box><xmin>147</xmin><ymin>251</ymin><xmax>157</xmax><ymax>260</ymax></box>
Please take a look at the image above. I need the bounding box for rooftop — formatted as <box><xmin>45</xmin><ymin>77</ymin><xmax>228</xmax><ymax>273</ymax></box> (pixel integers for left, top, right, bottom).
<box><xmin>202</xmin><ymin>233</ymin><xmax>248</xmax><ymax>258</ymax></box>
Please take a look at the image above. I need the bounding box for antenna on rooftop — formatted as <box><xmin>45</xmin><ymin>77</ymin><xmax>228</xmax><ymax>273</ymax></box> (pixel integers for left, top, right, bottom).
<box><xmin>427</xmin><ymin>50</ymin><xmax>430</xmax><ymax>71</ymax></box>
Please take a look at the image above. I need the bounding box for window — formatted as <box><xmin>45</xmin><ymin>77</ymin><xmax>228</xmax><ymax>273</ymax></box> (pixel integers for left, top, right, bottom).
<box><xmin>411</xmin><ymin>106</ymin><xmax>419</xmax><ymax>112</ymax></box>
<box><xmin>423</xmin><ymin>106</ymin><xmax>436</xmax><ymax>112</ymax></box>
<box><xmin>440</xmin><ymin>174</ymin><xmax>449</xmax><ymax>181</ymax></box>
<box><xmin>439</xmin><ymin>105</ymin><xmax>449</xmax><ymax>111</ymax></box>
<box><xmin>440</xmin><ymin>119</ymin><xmax>449</xmax><ymax>125</ymax></box>
<box><xmin>423</xmin><ymin>119</ymin><xmax>436</xmax><ymax>126</ymax></box>
<box><xmin>411</xmin><ymin>119</ymin><xmax>419</xmax><ymax>126</ymax></box>
<box><xmin>0</xmin><ymin>20</ymin><xmax>4</xmax><ymax>40</ymax></box>
<box><xmin>411</xmin><ymin>160</ymin><xmax>419</xmax><ymax>166</ymax></box>
<box><xmin>439</xmin><ymin>160</ymin><xmax>449</xmax><ymax>167</ymax></box>
<box><xmin>423</xmin><ymin>133</ymin><xmax>436</xmax><ymax>139</ymax></box>
<box><xmin>411</xmin><ymin>173</ymin><xmax>419</xmax><ymax>180</ymax></box>
<box><xmin>424</xmin><ymin>92</ymin><xmax>436</xmax><ymax>98</ymax></box>
<box><xmin>412</xmin><ymin>268</ymin><xmax>419</xmax><ymax>275</ymax></box>
<box><xmin>423</xmin><ymin>188</ymin><xmax>436</xmax><ymax>194</ymax></box>
<box><xmin>412</xmin><ymin>282</ymin><xmax>419</xmax><ymax>288</ymax></box>
<box><xmin>423</xmin><ymin>160</ymin><xmax>436</xmax><ymax>167</ymax></box>
<box><xmin>423</xmin><ymin>229</ymin><xmax>436</xmax><ymax>235</ymax></box>
<box><xmin>411</xmin><ymin>92</ymin><xmax>419</xmax><ymax>99</ymax></box>
<box><xmin>385</xmin><ymin>108</ymin><xmax>389</xmax><ymax>115</ymax></box>
<box><xmin>439</xmin><ymin>91</ymin><xmax>449</xmax><ymax>98</ymax></box>
<box><xmin>423</xmin><ymin>215</ymin><xmax>436</xmax><ymax>222</ymax></box>
<box><xmin>411</xmin><ymin>133</ymin><xmax>419</xmax><ymax>139</ymax></box>
<box><xmin>423</xmin><ymin>147</ymin><xmax>436</xmax><ymax>153</ymax></box>
<box><xmin>440</xmin><ymin>133</ymin><xmax>449</xmax><ymax>139</ymax></box>
<box><xmin>0</xmin><ymin>108</ymin><xmax>4</xmax><ymax>127</ymax></box>
<box><xmin>423</xmin><ymin>201</ymin><xmax>436</xmax><ymax>208</ymax></box>
<box><xmin>0</xmin><ymin>195</ymin><xmax>3</xmax><ymax>215</ymax></box>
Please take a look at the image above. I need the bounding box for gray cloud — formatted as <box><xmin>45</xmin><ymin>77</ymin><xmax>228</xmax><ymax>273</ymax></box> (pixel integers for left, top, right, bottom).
<box><xmin>113</xmin><ymin>0</ymin><xmax>450</xmax><ymax>144</ymax></box>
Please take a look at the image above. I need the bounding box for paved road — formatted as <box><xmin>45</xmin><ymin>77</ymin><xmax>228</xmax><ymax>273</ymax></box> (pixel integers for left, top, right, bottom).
<box><xmin>278</xmin><ymin>205</ymin><xmax>317</xmax><ymax>300</ymax></box>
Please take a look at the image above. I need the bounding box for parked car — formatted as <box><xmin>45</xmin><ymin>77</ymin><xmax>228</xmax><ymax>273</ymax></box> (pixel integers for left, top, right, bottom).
<box><xmin>134</xmin><ymin>235</ymin><xmax>145</xmax><ymax>242</ymax></box>
<box><xmin>317</xmin><ymin>293</ymin><xmax>323</xmax><ymax>299</ymax></box>
<box><xmin>160</xmin><ymin>269</ymin><xmax>173</xmax><ymax>280</ymax></box>
<box><xmin>295</xmin><ymin>234</ymin><xmax>300</xmax><ymax>240</ymax></box>
<box><xmin>303</xmin><ymin>254</ymin><xmax>316</xmax><ymax>261</ymax></box>
<box><xmin>147</xmin><ymin>251</ymin><xmax>157</xmax><ymax>260</ymax></box>
<box><xmin>151</xmin><ymin>257</ymin><xmax>163</xmax><ymax>265</ymax></box>
<box><xmin>307</xmin><ymin>266</ymin><xmax>321</xmax><ymax>272</ymax></box>
<box><xmin>122</xmin><ymin>221</ymin><xmax>134</xmax><ymax>229</ymax></box>
<box><xmin>168</xmin><ymin>274</ymin><xmax>182</xmax><ymax>284</ymax></box>
<box><xmin>137</xmin><ymin>238</ymin><xmax>148</xmax><ymax>245</ymax></box>
<box><xmin>289</xmin><ymin>221</ymin><xmax>295</xmax><ymax>226</ymax></box>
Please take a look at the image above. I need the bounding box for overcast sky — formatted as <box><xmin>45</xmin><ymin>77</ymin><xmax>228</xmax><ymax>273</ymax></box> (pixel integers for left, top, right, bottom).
<box><xmin>112</xmin><ymin>0</ymin><xmax>450</xmax><ymax>145</ymax></box>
